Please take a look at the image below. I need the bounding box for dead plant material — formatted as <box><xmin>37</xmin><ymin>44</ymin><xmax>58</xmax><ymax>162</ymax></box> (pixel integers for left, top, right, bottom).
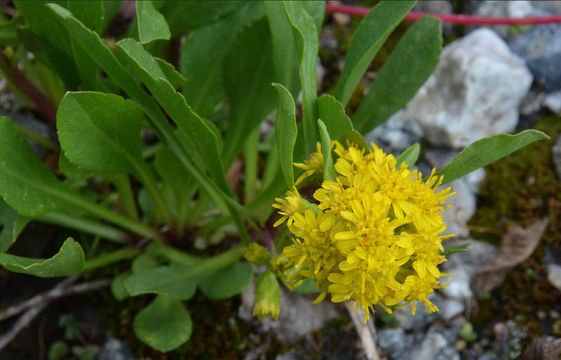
<box><xmin>473</xmin><ymin>218</ymin><xmax>549</xmax><ymax>292</ymax></box>
<box><xmin>521</xmin><ymin>338</ymin><xmax>561</xmax><ymax>360</ymax></box>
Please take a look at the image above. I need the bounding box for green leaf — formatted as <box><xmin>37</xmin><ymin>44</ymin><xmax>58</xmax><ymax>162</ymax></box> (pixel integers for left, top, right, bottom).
<box><xmin>0</xmin><ymin>17</ymin><xmax>20</xmax><ymax>46</ymax></box>
<box><xmin>222</xmin><ymin>18</ymin><xmax>276</xmax><ymax>167</ymax></box>
<box><xmin>318</xmin><ymin>120</ymin><xmax>336</xmax><ymax>182</ymax></box>
<box><xmin>179</xmin><ymin>3</ymin><xmax>265</xmax><ymax>117</ymax></box>
<box><xmin>353</xmin><ymin>16</ymin><xmax>442</xmax><ymax>134</ymax></box>
<box><xmin>58</xmin><ymin>152</ymin><xmax>100</xmax><ymax>180</ymax></box>
<box><xmin>436</xmin><ymin>130</ymin><xmax>550</xmax><ymax>184</ymax></box>
<box><xmin>284</xmin><ymin>1</ymin><xmax>319</xmax><ymax>155</ymax></box>
<box><xmin>396</xmin><ymin>143</ymin><xmax>420</xmax><ymax>169</ymax></box>
<box><xmin>340</xmin><ymin>129</ymin><xmax>370</xmax><ymax>152</ymax></box>
<box><xmin>0</xmin><ymin>117</ymin><xmax>78</xmax><ymax>217</ymax></box>
<box><xmin>335</xmin><ymin>0</ymin><xmax>416</xmax><ymax>105</ymax></box>
<box><xmin>159</xmin><ymin>1</ymin><xmax>242</xmax><ymax>37</ymax></box>
<box><xmin>317</xmin><ymin>94</ymin><xmax>353</xmax><ymax>142</ymax></box>
<box><xmin>0</xmin><ymin>199</ymin><xmax>30</xmax><ymax>253</ymax></box>
<box><xmin>155</xmin><ymin>58</ymin><xmax>185</xmax><ymax>90</ymax></box>
<box><xmin>101</xmin><ymin>0</ymin><xmax>122</xmax><ymax>34</ymax></box>
<box><xmin>111</xmin><ymin>272</ymin><xmax>130</xmax><ymax>301</ymax></box>
<box><xmin>133</xmin><ymin>295</ymin><xmax>192</xmax><ymax>352</ymax></box>
<box><xmin>124</xmin><ymin>246</ymin><xmax>241</xmax><ymax>299</ymax></box>
<box><xmin>0</xmin><ymin>238</ymin><xmax>84</xmax><ymax>277</ymax></box>
<box><xmin>116</xmin><ymin>39</ymin><xmax>230</xmax><ymax>194</ymax></box>
<box><xmin>272</xmin><ymin>83</ymin><xmax>298</xmax><ymax>189</ymax></box>
<box><xmin>57</xmin><ymin>92</ymin><xmax>144</xmax><ymax>174</ymax></box>
<box><xmin>294</xmin><ymin>278</ymin><xmax>320</xmax><ymax>294</ymax></box>
<box><xmin>136</xmin><ymin>1</ymin><xmax>170</xmax><ymax>44</ymax></box>
<box><xmin>131</xmin><ymin>254</ymin><xmax>159</xmax><ymax>274</ymax></box>
<box><xmin>198</xmin><ymin>261</ymin><xmax>253</xmax><ymax>300</ymax></box>
<box><xmin>441</xmin><ymin>243</ymin><xmax>470</xmax><ymax>256</ymax></box>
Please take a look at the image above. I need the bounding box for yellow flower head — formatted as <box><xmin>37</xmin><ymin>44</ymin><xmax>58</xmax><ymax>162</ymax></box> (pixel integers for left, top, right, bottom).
<box><xmin>294</xmin><ymin>142</ymin><xmax>324</xmax><ymax>185</ymax></box>
<box><xmin>274</xmin><ymin>141</ymin><xmax>454</xmax><ymax>322</ymax></box>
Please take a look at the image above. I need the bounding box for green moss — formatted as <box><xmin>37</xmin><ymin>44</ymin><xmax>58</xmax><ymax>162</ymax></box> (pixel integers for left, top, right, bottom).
<box><xmin>468</xmin><ymin>115</ymin><xmax>561</xmax><ymax>343</ymax></box>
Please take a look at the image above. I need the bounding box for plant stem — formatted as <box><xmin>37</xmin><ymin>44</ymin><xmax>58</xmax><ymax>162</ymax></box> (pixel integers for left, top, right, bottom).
<box><xmin>111</xmin><ymin>174</ymin><xmax>139</xmax><ymax>221</ymax></box>
<box><xmin>244</xmin><ymin>127</ymin><xmax>259</xmax><ymax>204</ymax></box>
<box><xmin>82</xmin><ymin>247</ymin><xmax>140</xmax><ymax>272</ymax></box>
<box><xmin>11</xmin><ymin>121</ymin><xmax>58</xmax><ymax>152</ymax></box>
<box><xmin>38</xmin><ymin>212</ymin><xmax>130</xmax><ymax>244</ymax></box>
<box><xmin>0</xmin><ymin>51</ymin><xmax>57</xmax><ymax>124</ymax></box>
<box><xmin>131</xmin><ymin>160</ymin><xmax>175</xmax><ymax>228</ymax></box>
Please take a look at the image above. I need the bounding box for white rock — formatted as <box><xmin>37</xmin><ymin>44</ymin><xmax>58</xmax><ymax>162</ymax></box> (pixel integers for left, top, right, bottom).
<box><xmin>546</xmin><ymin>263</ymin><xmax>561</xmax><ymax>291</ymax></box>
<box><xmin>544</xmin><ymin>91</ymin><xmax>561</xmax><ymax>114</ymax></box>
<box><xmin>442</xmin><ymin>179</ymin><xmax>476</xmax><ymax>238</ymax></box>
<box><xmin>407</xmin><ymin>28</ymin><xmax>533</xmax><ymax>149</ymax></box>
<box><xmin>440</xmin><ymin>298</ymin><xmax>466</xmax><ymax>320</ymax></box>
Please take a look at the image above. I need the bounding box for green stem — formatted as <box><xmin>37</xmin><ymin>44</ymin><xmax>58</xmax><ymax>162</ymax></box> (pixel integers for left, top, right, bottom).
<box><xmin>111</xmin><ymin>174</ymin><xmax>139</xmax><ymax>221</ymax></box>
<box><xmin>244</xmin><ymin>127</ymin><xmax>259</xmax><ymax>204</ymax></box>
<box><xmin>38</xmin><ymin>212</ymin><xmax>130</xmax><ymax>244</ymax></box>
<box><xmin>82</xmin><ymin>247</ymin><xmax>140</xmax><ymax>272</ymax></box>
<box><xmin>11</xmin><ymin>122</ymin><xmax>58</xmax><ymax>152</ymax></box>
<box><xmin>132</xmin><ymin>160</ymin><xmax>175</xmax><ymax>228</ymax></box>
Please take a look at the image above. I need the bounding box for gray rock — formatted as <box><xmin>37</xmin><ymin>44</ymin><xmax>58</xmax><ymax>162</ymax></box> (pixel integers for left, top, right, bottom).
<box><xmin>440</xmin><ymin>239</ymin><xmax>499</xmax><ymax>300</ymax></box>
<box><xmin>413</xmin><ymin>1</ymin><xmax>454</xmax><ymax>35</ymax></box>
<box><xmin>97</xmin><ymin>337</ymin><xmax>136</xmax><ymax>360</ymax></box>
<box><xmin>439</xmin><ymin>298</ymin><xmax>465</xmax><ymax>320</ymax></box>
<box><xmin>508</xmin><ymin>24</ymin><xmax>561</xmax><ymax>91</ymax></box>
<box><xmin>546</xmin><ymin>263</ymin><xmax>561</xmax><ymax>291</ymax></box>
<box><xmin>408</xmin><ymin>28</ymin><xmax>532</xmax><ymax>148</ymax></box>
<box><xmin>544</xmin><ymin>90</ymin><xmax>561</xmax><ymax>114</ymax></box>
<box><xmin>394</xmin><ymin>293</ymin><xmax>445</xmax><ymax>331</ymax></box>
<box><xmin>473</xmin><ymin>1</ymin><xmax>541</xmax><ymax>38</ymax></box>
<box><xmin>553</xmin><ymin>135</ymin><xmax>561</xmax><ymax>181</ymax></box>
<box><xmin>365</xmin><ymin>110</ymin><xmax>424</xmax><ymax>156</ymax></box>
<box><xmin>410</xmin><ymin>330</ymin><xmax>459</xmax><ymax>360</ymax></box>
<box><xmin>239</xmin><ymin>281</ymin><xmax>341</xmax><ymax>343</ymax></box>
<box><xmin>442</xmin><ymin>179</ymin><xmax>477</xmax><ymax>238</ymax></box>
<box><xmin>378</xmin><ymin>328</ymin><xmax>411</xmax><ymax>359</ymax></box>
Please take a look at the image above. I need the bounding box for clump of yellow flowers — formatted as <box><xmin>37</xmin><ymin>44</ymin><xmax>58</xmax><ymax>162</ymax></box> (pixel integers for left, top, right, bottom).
<box><xmin>274</xmin><ymin>141</ymin><xmax>454</xmax><ymax>321</ymax></box>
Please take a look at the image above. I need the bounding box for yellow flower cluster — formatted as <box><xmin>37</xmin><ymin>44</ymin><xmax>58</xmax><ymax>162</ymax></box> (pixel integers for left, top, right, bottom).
<box><xmin>274</xmin><ymin>141</ymin><xmax>454</xmax><ymax>321</ymax></box>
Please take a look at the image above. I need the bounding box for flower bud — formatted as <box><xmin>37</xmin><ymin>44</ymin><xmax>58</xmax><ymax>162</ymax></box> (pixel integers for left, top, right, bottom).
<box><xmin>253</xmin><ymin>269</ymin><xmax>281</xmax><ymax>320</ymax></box>
<box><xmin>241</xmin><ymin>243</ymin><xmax>271</xmax><ymax>266</ymax></box>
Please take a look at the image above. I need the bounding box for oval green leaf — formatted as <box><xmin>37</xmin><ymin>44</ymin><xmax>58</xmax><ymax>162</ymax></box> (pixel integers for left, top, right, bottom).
<box><xmin>273</xmin><ymin>83</ymin><xmax>298</xmax><ymax>189</ymax></box>
<box><xmin>133</xmin><ymin>295</ymin><xmax>192</xmax><ymax>352</ymax></box>
<box><xmin>0</xmin><ymin>238</ymin><xmax>84</xmax><ymax>277</ymax></box>
<box><xmin>396</xmin><ymin>143</ymin><xmax>420</xmax><ymax>169</ymax></box>
<box><xmin>198</xmin><ymin>261</ymin><xmax>253</xmax><ymax>300</ymax></box>
<box><xmin>136</xmin><ymin>1</ymin><xmax>170</xmax><ymax>44</ymax></box>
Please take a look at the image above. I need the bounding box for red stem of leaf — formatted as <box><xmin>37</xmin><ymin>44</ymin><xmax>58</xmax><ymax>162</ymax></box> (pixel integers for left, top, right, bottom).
<box><xmin>325</xmin><ymin>4</ymin><xmax>561</xmax><ymax>25</ymax></box>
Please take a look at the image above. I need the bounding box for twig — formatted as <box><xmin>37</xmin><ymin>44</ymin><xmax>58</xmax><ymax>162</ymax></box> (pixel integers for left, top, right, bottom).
<box><xmin>0</xmin><ymin>276</ymin><xmax>111</xmax><ymax>352</ymax></box>
<box><xmin>345</xmin><ymin>303</ymin><xmax>380</xmax><ymax>360</ymax></box>
<box><xmin>0</xmin><ymin>277</ymin><xmax>111</xmax><ymax>322</ymax></box>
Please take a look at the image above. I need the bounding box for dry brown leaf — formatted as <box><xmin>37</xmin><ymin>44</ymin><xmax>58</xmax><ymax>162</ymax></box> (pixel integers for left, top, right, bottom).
<box><xmin>473</xmin><ymin>218</ymin><xmax>549</xmax><ymax>292</ymax></box>
<box><xmin>521</xmin><ymin>338</ymin><xmax>561</xmax><ymax>360</ymax></box>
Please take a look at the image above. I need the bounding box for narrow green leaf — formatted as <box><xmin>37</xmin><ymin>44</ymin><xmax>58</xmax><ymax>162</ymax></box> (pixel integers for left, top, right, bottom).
<box><xmin>317</xmin><ymin>94</ymin><xmax>353</xmax><ymax>142</ymax></box>
<box><xmin>273</xmin><ymin>83</ymin><xmax>298</xmax><ymax>189</ymax></box>
<box><xmin>133</xmin><ymin>295</ymin><xmax>192</xmax><ymax>352</ymax></box>
<box><xmin>0</xmin><ymin>117</ymin><xmax>78</xmax><ymax>216</ymax></box>
<box><xmin>0</xmin><ymin>199</ymin><xmax>29</xmax><ymax>253</ymax></box>
<box><xmin>223</xmin><ymin>18</ymin><xmax>276</xmax><ymax>167</ymax></box>
<box><xmin>318</xmin><ymin>120</ymin><xmax>336</xmax><ymax>182</ymax></box>
<box><xmin>57</xmin><ymin>92</ymin><xmax>144</xmax><ymax>174</ymax></box>
<box><xmin>179</xmin><ymin>3</ymin><xmax>265</xmax><ymax>117</ymax></box>
<box><xmin>116</xmin><ymin>39</ymin><xmax>231</xmax><ymax>195</ymax></box>
<box><xmin>441</xmin><ymin>243</ymin><xmax>470</xmax><ymax>256</ymax></box>
<box><xmin>198</xmin><ymin>261</ymin><xmax>253</xmax><ymax>300</ymax></box>
<box><xmin>265</xmin><ymin>3</ymin><xmax>300</xmax><ymax>97</ymax></box>
<box><xmin>124</xmin><ymin>246</ymin><xmax>242</xmax><ymax>299</ymax></box>
<box><xmin>284</xmin><ymin>1</ymin><xmax>319</xmax><ymax>155</ymax></box>
<box><xmin>335</xmin><ymin>0</ymin><xmax>416</xmax><ymax>105</ymax></box>
<box><xmin>353</xmin><ymin>16</ymin><xmax>442</xmax><ymax>134</ymax></box>
<box><xmin>396</xmin><ymin>143</ymin><xmax>420</xmax><ymax>169</ymax></box>
<box><xmin>0</xmin><ymin>238</ymin><xmax>84</xmax><ymax>277</ymax></box>
<box><xmin>136</xmin><ymin>1</ymin><xmax>170</xmax><ymax>44</ymax></box>
<box><xmin>159</xmin><ymin>1</ymin><xmax>242</xmax><ymax>37</ymax></box>
<box><xmin>155</xmin><ymin>58</ymin><xmax>185</xmax><ymax>90</ymax></box>
<box><xmin>436</xmin><ymin>130</ymin><xmax>550</xmax><ymax>184</ymax></box>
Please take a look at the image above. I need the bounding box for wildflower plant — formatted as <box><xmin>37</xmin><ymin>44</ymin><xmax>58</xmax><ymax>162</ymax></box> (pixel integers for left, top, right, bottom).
<box><xmin>0</xmin><ymin>0</ymin><xmax>548</xmax><ymax>354</ymax></box>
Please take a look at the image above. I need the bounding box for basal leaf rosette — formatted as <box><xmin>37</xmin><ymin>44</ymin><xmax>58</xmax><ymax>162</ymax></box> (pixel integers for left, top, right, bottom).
<box><xmin>274</xmin><ymin>141</ymin><xmax>454</xmax><ymax>321</ymax></box>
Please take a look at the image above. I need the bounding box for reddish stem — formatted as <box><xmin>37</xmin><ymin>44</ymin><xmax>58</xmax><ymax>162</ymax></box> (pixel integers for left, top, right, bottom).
<box><xmin>0</xmin><ymin>52</ymin><xmax>57</xmax><ymax>125</ymax></box>
<box><xmin>325</xmin><ymin>4</ymin><xmax>561</xmax><ymax>25</ymax></box>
